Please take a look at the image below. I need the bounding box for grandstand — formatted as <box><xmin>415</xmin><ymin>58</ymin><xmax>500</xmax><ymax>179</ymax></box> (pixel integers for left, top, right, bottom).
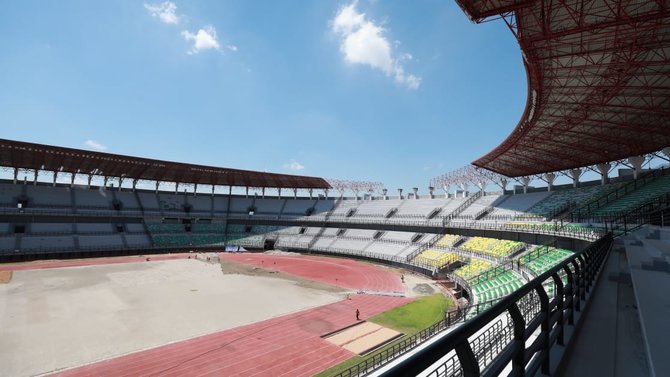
<box><xmin>1</xmin><ymin>0</ymin><xmax>670</xmax><ymax>375</ymax></box>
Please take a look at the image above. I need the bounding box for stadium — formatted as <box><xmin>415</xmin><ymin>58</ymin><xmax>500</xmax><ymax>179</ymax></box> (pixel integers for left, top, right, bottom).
<box><xmin>1</xmin><ymin>1</ymin><xmax>669</xmax><ymax>377</ymax></box>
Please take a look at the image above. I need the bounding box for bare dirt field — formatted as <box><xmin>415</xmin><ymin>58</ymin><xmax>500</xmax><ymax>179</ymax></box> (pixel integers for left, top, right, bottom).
<box><xmin>0</xmin><ymin>257</ymin><xmax>345</xmax><ymax>377</ymax></box>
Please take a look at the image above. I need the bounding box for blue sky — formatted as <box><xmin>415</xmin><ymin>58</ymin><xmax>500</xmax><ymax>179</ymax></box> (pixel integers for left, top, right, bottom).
<box><xmin>0</xmin><ymin>0</ymin><xmax>528</xmax><ymax>192</ymax></box>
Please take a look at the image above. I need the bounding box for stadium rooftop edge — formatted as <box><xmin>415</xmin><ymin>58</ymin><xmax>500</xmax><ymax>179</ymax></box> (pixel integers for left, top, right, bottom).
<box><xmin>458</xmin><ymin>0</ymin><xmax>670</xmax><ymax>177</ymax></box>
<box><xmin>0</xmin><ymin>138</ymin><xmax>331</xmax><ymax>190</ymax></box>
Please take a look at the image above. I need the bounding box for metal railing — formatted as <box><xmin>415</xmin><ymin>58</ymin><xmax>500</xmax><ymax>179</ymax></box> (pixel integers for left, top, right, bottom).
<box><xmin>380</xmin><ymin>233</ymin><xmax>612</xmax><ymax>377</ymax></box>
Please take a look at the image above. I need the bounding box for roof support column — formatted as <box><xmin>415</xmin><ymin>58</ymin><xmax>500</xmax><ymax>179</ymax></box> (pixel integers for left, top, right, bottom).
<box><xmin>308</xmin><ymin>188</ymin><xmax>313</xmax><ymax>199</ymax></box>
<box><xmin>278</xmin><ymin>188</ymin><xmax>282</xmax><ymax>197</ymax></box>
<box><xmin>570</xmin><ymin>168</ymin><xmax>582</xmax><ymax>188</ymax></box>
<box><xmin>211</xmin><ymin>185</ymin><xmax>215</xmax><ymax>197</ymax></box>
<box><xmin>459</xmin><ymin>183</ymin><xmax>467</xmax><ymax>197</ymax></box>
<box><xmin>103</xmin><ymin>176</ymin><xmax>108</xmax><ymax>188</ymax></box>
<box><xmin>13</xmin><ymin>168</ymin><xmax>18</xmax><ymax>184</ymax></box>
<box><xmin>132</xmin><ymin>179</ymin><xmax>138</xmax><ymax>191</ymax></box>
<box><xmin>499</xmin><ymin>178</ymin><xmax>508</xmax><ymax>193</ymax></box>
<box><xmin>397</xmin><ymin>188</ymin><xmax>403</xmax><ymax>200</ymax></box>
<box><xmin>521</xmin><ymin>176</ymin><xmax>530</xmax><ymax>194</ymax></box>
<box><xmin>413</xmin><ymin>187</ymin><xmax>418</xmax><ymax>199</ymax></box>
<box><xmin>33</xmin><ymin>170</ymin><xmax>38</xmax><ymax>185</ymax></box>
<box><xmin>118</xmin><ymin>177</ymin><xmax>124</xmax><ymax>190</ymax></box>
<box><xmin>442</xmin><ymin>184</ymin><xmax>450</xmax><ymax>198</ymax></box>
<box><xmin>477</xmin><ymin>182</ymin><xmax>485</xmax><ymax>195</ymax></box>
<box><xmin>323</xmin><ymin>188</ymin><xmax>328</xmax><ymax>198</ymax></box>
<box><xmin>428</xmin><ymin>186</ymin><xmax>434</xmax><ymax>199</ymax></box>
<box><xmin>228</xmin><ymin>186</ymin><xmax>232</xmax><ymax>195</ymax></box>
<box><xmin>245</xmin><ymin>187</ymin><xmax>249</xmax><ymax>198</ymax></box>
<box><xmin>155</xmin><ymin>181</ymin><xmax>160</xmax><ymax>193</ymax></box>
<box><xmin>70</xmin><ymin>172</ymin><xmax>76</xmax><ymax>187</ymax></box>
<box><xmin>293</xmin><ymin>188</ymin><xmax>298</xmax><ymax>199</ymax></box>
<box><xmin>382</xmin><ymin>188</ymin><xmax>388</xmax><ymax>200</ymax></box>
<box><xmin>261</xmin><ymin>187</ymin><xmax>265</xmax><ymax>199</ymax></box>
<box><xmin>175</xmin><ymin>182</ymin><xmax>179</xmax><ymax>194</ymax></box>
<box><xmin>628</xmin><ymin>156</ymin><xmax>645</xmax><ymax>179</ymax></box>
<box><xmin>87</xmin><ymin>174</ymin><xmax>92</xmax><ymax>188</ymax></box>
<box><xmin>544</xmin><ymin>173</ymin><xmax>555</xmax><ymax>192</ymax></box>
<box><xmin>597</xmin><ymin>163</ymin><xmax>611</xmax><ymax>185</ymax></box>
<box><xmin>193</xmin><ymin>183</ymin><xmax>198</xmax><ymax>197</ymax></box>
<box><xmin>53</xmin><ymin>172</ymin><xmax>58</xmax><ymax>187</ymax></box>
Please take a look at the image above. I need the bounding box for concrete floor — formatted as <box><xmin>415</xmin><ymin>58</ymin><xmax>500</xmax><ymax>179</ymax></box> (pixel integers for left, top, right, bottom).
<box><xmin>557</xmin><ymin>231</ymin><xmax>651</xmax><ymax>377</ymax></box>
<box><xmin>0</xmin><ymin>258</ymin><xmax>343</xmax><ymax>377</ymax></box>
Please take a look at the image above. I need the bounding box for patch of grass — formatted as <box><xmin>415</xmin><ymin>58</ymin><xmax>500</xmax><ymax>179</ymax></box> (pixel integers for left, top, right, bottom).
<box><xmin>315</xmin><ymin>294</ymin><xmax>455</xmax><ymax>377</ymax></box>
<box><xmin>369</xmin><ymin>293</ymin><xmax>452</xmax><ymax>335</ymax></box>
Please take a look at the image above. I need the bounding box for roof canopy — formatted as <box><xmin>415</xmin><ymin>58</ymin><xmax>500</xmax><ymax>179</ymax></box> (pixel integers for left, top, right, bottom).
<box><xmin>0</xmin><ymin>139</ymin><xmax>331</xmax><ymax>189</ymax></box>
<box><xmin>458</xmin><ymin>0</ymin><xmax>670</xmax><ymax>177</ymax></box>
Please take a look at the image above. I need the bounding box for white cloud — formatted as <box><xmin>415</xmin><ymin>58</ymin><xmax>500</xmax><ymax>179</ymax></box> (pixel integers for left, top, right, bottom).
<box><xmin>283</xmin><ymin>160</ymin><xmax>305</xmax><ymax>171</ymax></box>
<box><xmin>84</xmin><ymin>140</ymin><xmax>107</xmax><ymax>151</ymax></box>
<box><xmin>331</xmin><ymin>2</ymin><xmax>421</xmax><ymax>90</ymax></box>
<box><xmin>144</xmin><ymin>1</ymin><xmax>180</xmax><ymax>24</ymax></box>
<box><xmin>181</xmin><ymin>26</ymin><xmax>221</xmax><ymax>54</ymax></box>
<box><xmin>226</xmin><ymin>44</ymin><xmax>238</xmax><ymax>52</ymax></box>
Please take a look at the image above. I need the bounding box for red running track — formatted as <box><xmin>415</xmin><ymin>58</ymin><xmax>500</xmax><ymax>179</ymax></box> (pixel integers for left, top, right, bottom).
<box><xmin>52</xmin><ymin>294</ymin><xmax>412</xmax><ymax>377</ymax></box>
<box><xmin>221</xmin><ymin>253</ymin><xmax>406</xmax><ymax>293</ymax></box>
<box><xmin>0</xmin><ymin>253</ymin><xmax>193</xmax><ymax>272</ymax></box>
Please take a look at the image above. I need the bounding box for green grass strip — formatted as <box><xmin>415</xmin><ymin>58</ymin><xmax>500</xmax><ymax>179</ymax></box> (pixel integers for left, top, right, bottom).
<box><xmin>315</xmin><ymin>294</ymin><xmax>454</xmax><ymax>377</ymax></box>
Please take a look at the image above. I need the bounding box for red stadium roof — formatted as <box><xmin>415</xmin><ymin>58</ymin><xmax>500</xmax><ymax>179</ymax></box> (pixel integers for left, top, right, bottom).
<box><xmin>459</xmin><ymin>0</ymin><xmax>670</xmax><ymax>177</ymax></box>
<box><xmin>0</xmin><ymin>139</ymin><xmax>331</xmax><ymax>189</ymax></box>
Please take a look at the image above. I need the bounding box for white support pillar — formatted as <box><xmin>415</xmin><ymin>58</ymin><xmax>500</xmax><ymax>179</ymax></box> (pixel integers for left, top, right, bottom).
<box><xmin>397</xmin><ymin>188</ymin><xmax>403</xmax><ymax>200</ymax></box>
<box><xmin>155</xmin><ymin>181</ymin><xmax>160</xmax><ymax>193</ymax></box>
<box><xmin>175</xmin><ymin>182</ymin><xmax>179</xmax><ymax>194</ymax></box>
<box><xmin>413</xmin><ymin>187</ymin><xmax>418</xmax><ymax>199</ymax></box>
<box><xmin>570</xmin><ymin>168</ymin><xmax>582</xmax><ymax>188</ymax></box>
<box><xmin>88</xmin><ymin>174</ymin><xmax>93</xmax><ymax>189</ymax></box>
<box><xmin>545</xmin><ymin>173</ymin><xmax>556</xmax><ymax>192</ymax></box>
<box><xmin>278</xmin><ymin>188</ymin><xmax>282</xmax><ymax>197</ymax></box>
<box><xmin>442</xmin><ymin>185</ymin><xmax>450</xmax><ymax>198</ymax></box>
<box><xmin>628</xmin><ymin>155</ymin><xmax>645</xmax><ymax>179</ymax></box>
<box><xmin>521</xmin><ymin>176</ymin><xmax>530</xmax><ymax>194</ymax></box>
<box><xmin>293</xmin><ymin>188</ymin><xmax>298</xmax><ymax>199</ymax></box>
<box><xmin>428</xmin><ymin>186</ymin><xmax>434</xmax><ymax>199</ymax></box>
<box><xmin>477</xmin><ymin>181</ymin><xmax>485</xmax><ymax>194</ymax></box>
<box><xmin>500</xmin><ymin>178</ymin><xmax>508</xmax><ymax>193</ymax></box>
<box><xmin>308</xmin><ymin>188</ymin><xmax>313</xmax><ymax>199</ymax></box>
<box><xmin>597</xmin><ymin>163</ymin><xmax>611</xmax><ymax>185</ymax></box>
<box><xmin>459</xmin><ymin>183</ymin><xmax>467</xmax><ymax>197</ymax></box>
<box><xmin>323</xmin><ymin>189</ymin><xmax>328</xmax><ymax>198</ymax></box>
<box><xmin>382</xmin><ymin>188</ymin><xmax>388</xmax><ymax>200</ymax></box>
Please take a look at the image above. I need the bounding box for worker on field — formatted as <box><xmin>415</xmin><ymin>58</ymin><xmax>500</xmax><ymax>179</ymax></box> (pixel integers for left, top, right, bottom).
<box><xmin>356</xmin><ymin>309</ymin><xmax>360</xmax><ymax>321</ymax></box>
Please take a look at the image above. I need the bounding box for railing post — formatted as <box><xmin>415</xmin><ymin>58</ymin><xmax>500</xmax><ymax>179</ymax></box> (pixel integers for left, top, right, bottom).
<box><xmin>562</xmin><ymin>264</ymin><xmax>574</xmax><ymax>326</ymax></box>
<box><xmin>456</xmin><ymin>340</ymin><xmax>480</xmax><ymax>377</ymax></box>
<box><xmin>508</xmin><ymin>303</ymin><xmax>526</xmax><ymax>377</ymax></box>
